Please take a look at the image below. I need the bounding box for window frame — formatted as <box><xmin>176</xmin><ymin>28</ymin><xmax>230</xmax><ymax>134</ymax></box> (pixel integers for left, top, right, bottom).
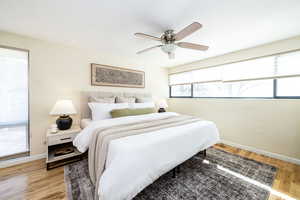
<box><xmin>0</xmin><ymin>45</ymin><xmax>30</xmax><ymax>160</ymax></box>
<box><xmin>169</xmin><ymin>49</ymin><xmax>300</xmax><ymax>99</ymax></box>
<box><xmin>170</xmin><ymin>79</ymin><xmax>300</xmax><ymax>99</ymax></box>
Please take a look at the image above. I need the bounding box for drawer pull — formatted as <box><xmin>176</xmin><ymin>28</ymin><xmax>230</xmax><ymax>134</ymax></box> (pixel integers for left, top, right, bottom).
<box><xmin>60</xmin><ymin>137</ymin><xmax>72</xmax><ymax>141</ymax></box>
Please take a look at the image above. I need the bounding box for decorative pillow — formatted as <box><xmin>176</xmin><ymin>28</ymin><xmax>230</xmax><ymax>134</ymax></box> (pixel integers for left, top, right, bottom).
<box><xmin>110</xmin><ymin>108</ymin><xmax>130</xmax><ymax>118</ymax></box>
<box><xmin>136</xmin><ymin>97</ymin><xmax>153</xmax><ymax>103</ymax></box>
<box><xmin>88</xmin><ymin>96</ymin><xmax>115</xmax><ymax>103</ymax></box>
<box><xmin>129</xmin><ymin>108</ymin><xmax>156</xmax><ymax>116</ymax></box>
<box><xmin>88</xmin><ymin>103</ymin><xmax>128</xmax><ymax>120</ymax></box>
<box><xmin>116</xmin><ymin>96</ymin><xmax>136</xmax><ymax>103</ymax></box>
<box><xmin>129</xmin><ymin>102</ymin><xmax>155</xmax><ymax>109</ymax></box>
<box><xmin>111</xmin><ymin>108</ymin><xmax>156</xmax><ymax>118</ymax></box>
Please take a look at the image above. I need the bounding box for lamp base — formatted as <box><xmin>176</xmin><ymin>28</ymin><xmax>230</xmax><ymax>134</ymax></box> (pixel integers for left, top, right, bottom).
<box><xmin>158</xmin><ymin>108</ymin><xmax>166</xmax><ymax>113</ymax></box>
<box><xmin>56</xmin><ymin>115</ymin><xmax>73</xmax><ymax>130</ymax></box>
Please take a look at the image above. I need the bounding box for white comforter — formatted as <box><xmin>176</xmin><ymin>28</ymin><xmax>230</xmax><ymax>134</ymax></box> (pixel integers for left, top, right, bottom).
<box><xmin>73</xmin><ymin>112</ymin><xmax>220</xmax><ymax>200</ymax></box>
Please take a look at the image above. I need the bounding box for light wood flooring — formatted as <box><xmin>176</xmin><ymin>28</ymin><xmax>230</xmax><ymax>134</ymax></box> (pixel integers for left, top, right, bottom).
<box><xmin>0</xmin><ymin>144</ymin><xmax>299</xmax><ymax>200</ymax></box>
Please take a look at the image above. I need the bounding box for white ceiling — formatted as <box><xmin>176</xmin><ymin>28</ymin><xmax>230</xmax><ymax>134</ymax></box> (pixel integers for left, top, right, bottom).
<box><xmin>1</xmin><ymin>0</ymin><xmax>300</xmax><ymax>68</ymax></box>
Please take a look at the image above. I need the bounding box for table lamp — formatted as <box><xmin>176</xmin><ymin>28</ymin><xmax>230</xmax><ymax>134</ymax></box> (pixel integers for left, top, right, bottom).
<box><xmin>157</xmin><ymin>99</ymin><xmax>168</xmax><ymax>113</ymax></box>
<box><xmin>50</xmin><ymin>100</ymin><xmax>77</xmax><ymax>130</ymax></box>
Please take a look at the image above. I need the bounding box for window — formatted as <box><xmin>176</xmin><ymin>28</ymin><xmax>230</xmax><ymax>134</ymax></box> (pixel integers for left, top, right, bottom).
<box><xmin>170</xmin><ymin>84</ymin><xmax>191</xmax><ymax>97</ymax></box>
<box><xmin>169</xmin><ymin>50</ymin><xmax>300</xmax><ymax>98</ymax></box>
<box><xmin>275</xmin><ymin>51</ymin><xmax>300</xmax><ymax>98</ymax></box>
<box><xmin>276</xmin><ymin>77</ymin><xmax>300</xmax><ymax>97</ymax></box>
<box><xmin>0</xmin><ymin>47</ymin><xmax>29</xmax><ymax>159</ymax></box>
<box><xmin>193</xmin><ymin>80</ymin><xmax>273</xmax><ymax>98</ymax></box>
<box><xmin>193</xmin><ymin>82</ymin><xmax>223</xmax><ymax>97</ymax></box>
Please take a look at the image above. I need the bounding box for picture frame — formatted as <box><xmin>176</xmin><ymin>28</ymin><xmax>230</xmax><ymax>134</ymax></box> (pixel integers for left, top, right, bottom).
<box><xmin>91</xmin><ymin>63</ymin><xmax>145</xmax><ymax>88</ymax></box>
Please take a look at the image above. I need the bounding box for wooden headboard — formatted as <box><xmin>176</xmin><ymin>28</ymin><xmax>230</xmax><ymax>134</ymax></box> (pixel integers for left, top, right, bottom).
<box><xmin>80</xmin><ymin>91</ymin><xmax>152</xmax><ymax>119</ymax></box>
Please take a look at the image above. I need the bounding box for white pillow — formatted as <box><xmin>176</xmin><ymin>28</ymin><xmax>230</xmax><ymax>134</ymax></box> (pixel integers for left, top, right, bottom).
<box><xmin>88</xmin><ymin>103</ymin><xmax>129</xmax><ymax>120</ymax></box>
<box><xmin>129</xmin><ymin>102</ymin><xmax>155</xmax><ymax>109</ymax></box>
<box><xmin>136</xmin><ymin>97</ymin><xmax>153</xmax><ymax>103</ymax></box>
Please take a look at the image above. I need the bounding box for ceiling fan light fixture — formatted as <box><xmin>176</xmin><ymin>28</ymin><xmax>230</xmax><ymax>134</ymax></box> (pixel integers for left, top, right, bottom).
<box><xmin>161</xmin><ymin>44</ymin><xmax>176</xmax><ymax>54</ymax></box>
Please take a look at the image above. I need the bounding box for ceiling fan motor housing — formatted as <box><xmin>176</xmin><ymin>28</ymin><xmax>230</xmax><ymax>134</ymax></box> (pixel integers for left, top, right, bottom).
<box><xmin>161</xmin><ymin>30</ymin><xmax>176</xmax><ymax>44</ymax></box>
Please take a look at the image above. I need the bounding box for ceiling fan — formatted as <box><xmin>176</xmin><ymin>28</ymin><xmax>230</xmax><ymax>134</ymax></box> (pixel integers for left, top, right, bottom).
<box><xmin>134</xmin><ymin>22</ymin><xmax>208</xmax><ymax>59</ymax></box>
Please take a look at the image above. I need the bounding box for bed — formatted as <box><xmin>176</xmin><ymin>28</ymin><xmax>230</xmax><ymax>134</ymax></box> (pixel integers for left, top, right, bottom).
<box><xmin>73</xmin><ymin>91</ymin><xmax>220</xmax><ymax>200</ymax></box>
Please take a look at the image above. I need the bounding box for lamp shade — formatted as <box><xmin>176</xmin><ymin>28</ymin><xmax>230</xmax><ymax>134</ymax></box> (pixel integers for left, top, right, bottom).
<box><xmin>157</xmin><ymin>99</ymin><xmax>168</xmax><ymax>108</ymax></box>
<box><xmin>50</xmin><ymin>100</ymin><xmax>77</xmax><ymax>116</ymax></box>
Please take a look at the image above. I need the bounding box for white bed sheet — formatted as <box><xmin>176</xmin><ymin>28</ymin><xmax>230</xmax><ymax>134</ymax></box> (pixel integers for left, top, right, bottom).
<box><xmin>73</xmin><ymin>112</ymin><xmax>220</xmax><ymax>200</ymax></box>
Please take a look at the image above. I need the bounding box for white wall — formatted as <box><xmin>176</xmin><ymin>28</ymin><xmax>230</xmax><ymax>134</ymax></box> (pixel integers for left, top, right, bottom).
<box><xmin>0</xmin><ymin>31</ymin><xmax>169</xmax><ymax>155</ymax></box>
<box><xmin>168</xmin><ymin>36</ymin><xmax>300</xmax><ymax>160</ymax></box>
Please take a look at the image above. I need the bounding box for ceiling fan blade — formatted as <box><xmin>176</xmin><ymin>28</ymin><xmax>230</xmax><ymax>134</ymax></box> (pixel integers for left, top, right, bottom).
<box><xmin>134</xmin><ymin>33</ymin><xmax>161</xmax><ymax>41</ymax></box>
<box><xmin>136</xmin><ymin>45</ymin><xmax>162</xmax><ymax>54</ymax></box>
<box><xmin>177</xmin><ymin>42</ymin><xmax>209</xmax><ymax>51</ymax></box>
<box><xmin>175</xmin><ymin>22</ymin><xmax>202</xmax><ymax>41</ymax></box>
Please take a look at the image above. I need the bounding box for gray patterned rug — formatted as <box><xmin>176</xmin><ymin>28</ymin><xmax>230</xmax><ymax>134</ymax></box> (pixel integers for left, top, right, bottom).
<box><xmin>64</xmin><ymin>148</ymin><xmax>277</xmax><ymax>200</ymax></box>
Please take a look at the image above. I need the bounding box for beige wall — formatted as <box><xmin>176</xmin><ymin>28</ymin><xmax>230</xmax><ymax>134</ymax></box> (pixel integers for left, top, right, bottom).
<box><xmin>168</xmin><ymin>36</ymin><xmax>300</xmax><ymax>160</ymax></box>
<box><xmin>2</xmin><ymin>30</ymin><xmax>299</xmax><ymax>160</ymax></box>
<box><xmin>0</xmin><ymin>31</ymin><xmax>169</xmax><ymax>156</ymax></box>
<box><xmin>168</xmin><ymin>99</ymin><xmax>300</xmax><ymax>159</ymax></box>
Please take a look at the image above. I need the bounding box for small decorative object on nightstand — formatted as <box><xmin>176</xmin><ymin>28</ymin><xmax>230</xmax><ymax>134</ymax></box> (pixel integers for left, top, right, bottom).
<box><xmin>46</xmin><ymin>126</ymin><xmax>83</xmax><ymax>170</ymax></box>
<box><xmin>50</xmin><ymin>100</ymin><xmax>77</xmax><ymax>130</ymax></box>
<box><xmin>157</xmin><ymin>99</ymin><xmax>168</xmax><ymax>113</ymax></box>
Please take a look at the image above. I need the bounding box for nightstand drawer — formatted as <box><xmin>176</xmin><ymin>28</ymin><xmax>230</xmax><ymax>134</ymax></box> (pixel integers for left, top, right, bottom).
<box><xmin>47</xmin><ymin>133</ymin><xmax>77</xmax><ymax>146</ymax></box>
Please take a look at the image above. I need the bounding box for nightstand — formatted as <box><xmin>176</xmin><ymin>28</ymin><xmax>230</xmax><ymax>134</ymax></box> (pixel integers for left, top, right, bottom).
<box><xmin>46</xmin><ymin>126</ymin><xmax>83</xmax><ymax>170</ymax></box>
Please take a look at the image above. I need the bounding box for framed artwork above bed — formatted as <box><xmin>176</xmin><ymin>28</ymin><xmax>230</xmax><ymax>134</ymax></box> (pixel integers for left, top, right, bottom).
<box><xmin>91</xmin><ymin>63</ymin><xmax>145</xmax><ymax>88</ymax></box>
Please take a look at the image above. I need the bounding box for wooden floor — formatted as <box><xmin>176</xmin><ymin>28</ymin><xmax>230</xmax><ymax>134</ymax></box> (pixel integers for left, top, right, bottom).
<box><xmin>0</xmin><ymin>144</ymin><xmax>299</xmax><ymax>200</ymax></box>
<box><xmin>214</xmin><ymin>144</ymin><xmax>300</xmax><ymax>200</ymax></box>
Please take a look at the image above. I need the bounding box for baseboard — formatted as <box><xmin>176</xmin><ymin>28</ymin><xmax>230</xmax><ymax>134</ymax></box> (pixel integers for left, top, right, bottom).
<box><xmin>220</xmin><ymin>140</ymin><xmax>300</xmax><ymax>165</ymax></box>
<box><xmin>0</xmin><ymin>153</ymin><xmax>46</xmax><ymax>168</ymax></box>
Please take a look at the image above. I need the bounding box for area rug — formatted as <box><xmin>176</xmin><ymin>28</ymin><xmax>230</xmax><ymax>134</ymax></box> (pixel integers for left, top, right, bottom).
<box><xmin>64</xmin><ymin>148</ymin><xmax>277</xmax><ymax>200</ymax></box>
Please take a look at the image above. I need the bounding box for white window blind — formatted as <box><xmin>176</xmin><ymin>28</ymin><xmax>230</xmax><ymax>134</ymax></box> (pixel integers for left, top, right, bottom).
<box><xmin>0</xmin><ymin>47</ymin><xmax>28</xmax><ymax>125</ymax></box>
<box><xmin>169</xmin><ymin>71</ymin><xmax>193</xmax><ymax>85</ymax></box>
<box><xmin>169</xmin><ymin>67</ymin><xmax>222</xmax><ymax>85</ymax></box>
<box><xmin>191</xmin><ymin>67</ymin><xmax>222</xmax><ymax>83</ymax></box>
<box><xmin>169</xmin><ymin>50</ymin><xmax>300</xmax><ymax>85</ymax></box>
<box><xmin>222</xmin><ymin>56</ymin><xmax>275</xmax><ymax>82</ymax></box>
